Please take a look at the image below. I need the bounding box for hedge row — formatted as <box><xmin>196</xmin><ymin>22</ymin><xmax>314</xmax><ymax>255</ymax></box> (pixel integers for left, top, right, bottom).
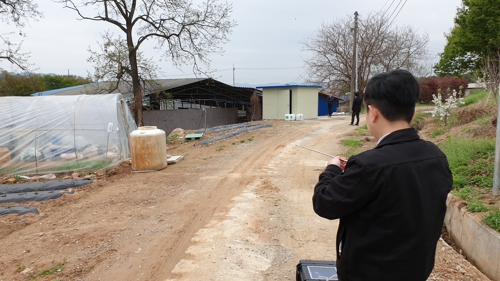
<box><xmin>419</xmin><ymin>76</ymin><xmax>469</xmax><ymax>104</ymax></box>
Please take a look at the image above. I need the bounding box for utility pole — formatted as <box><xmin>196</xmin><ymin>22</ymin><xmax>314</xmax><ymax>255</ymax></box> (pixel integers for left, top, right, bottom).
<box><xmin>233</xmin><ymin>64</ymin><xmax>235</xmax><ymax>86</ymax></box>
<box><xmin>350</xmin><ymin>11</ymin><xmax>359</xmax><ymax>110</ymax></box>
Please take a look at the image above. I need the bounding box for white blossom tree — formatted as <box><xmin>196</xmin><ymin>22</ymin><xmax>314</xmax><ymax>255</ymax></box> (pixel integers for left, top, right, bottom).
<box><xmin>431</xmin><ymin>89</ymin><xmax>465</xmax><ymax>126</ymax></box>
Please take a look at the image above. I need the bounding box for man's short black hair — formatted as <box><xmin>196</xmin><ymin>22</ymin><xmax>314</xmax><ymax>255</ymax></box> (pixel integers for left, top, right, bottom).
<box><xmin>364</xmin><ymin>69</ymin><xmax>419</xmax><ymax>123</ymax></box>
<box><xmin>354</xmin><ymin>91</ymin><xmax>360</xmax><ymax>97</ymax></box>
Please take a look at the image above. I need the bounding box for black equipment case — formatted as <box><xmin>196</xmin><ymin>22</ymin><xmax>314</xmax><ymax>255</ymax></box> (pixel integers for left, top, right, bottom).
<box><xmin>296</xmin><ymin>260</ymin><xmax>338</xmax><ymax>281</ymax></box>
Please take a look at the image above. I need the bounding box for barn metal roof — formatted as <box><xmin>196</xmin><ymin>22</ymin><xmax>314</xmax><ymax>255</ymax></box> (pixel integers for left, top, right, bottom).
<box><xmin>31</xmin><ymin>78</ymin><xmax>259</xmax><ymax>105</ymax></box>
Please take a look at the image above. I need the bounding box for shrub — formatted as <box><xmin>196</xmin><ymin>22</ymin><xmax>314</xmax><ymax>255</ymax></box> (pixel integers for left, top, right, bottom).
<box><xmin>438</xmin><ymin>76</ymin><xmax>468</xmax><ymax>97</ymax></box>
<box><xmin>419</xmin><ymin>78</ymin><xmax>439</xmax><ymax>103</ymax></box>
<box><xmin>418</xmin><ymin>76</ymin><xmax>468</xmax><ymax>103</ymax></box>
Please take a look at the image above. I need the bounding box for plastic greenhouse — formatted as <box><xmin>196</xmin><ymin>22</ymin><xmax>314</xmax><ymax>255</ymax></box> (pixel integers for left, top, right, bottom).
<box><xmin>0</xmin><ymin>94</ymin><xmax>137</xmax><ymax>175</ymax></box>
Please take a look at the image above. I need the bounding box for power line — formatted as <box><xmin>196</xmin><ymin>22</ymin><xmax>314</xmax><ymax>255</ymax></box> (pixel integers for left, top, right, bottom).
<box><xmin>381</xmin><ymin>0</ymin><xmax>397</xmax><ymax>18</ymax></box>
<box><xmin>388</xmin><ymin>0</ymin><xmax>408</xmax><ymax>27</ymax></box>
<box><xmin>377</xmin><ymin>0</ymin><xmax>392</xmax><ymax>16</ymax></box>
<box><xmin>386</xmin><ymin>0</ymin><xmax>403</xmax><ymax>25</ymax></box>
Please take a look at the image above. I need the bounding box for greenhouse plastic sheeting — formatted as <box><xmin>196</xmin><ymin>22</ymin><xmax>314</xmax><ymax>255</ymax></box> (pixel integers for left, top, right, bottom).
<box><xmin>0</xmin><ymin>94</ymin><xmax>137</xmax><ymax>175</ymax></box>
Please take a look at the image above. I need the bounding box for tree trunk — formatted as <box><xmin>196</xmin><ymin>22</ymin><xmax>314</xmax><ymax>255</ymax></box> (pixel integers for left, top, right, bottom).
<box><xmin>128</xmin><ymin>35</ymin><xmax>143</xmax><ymax>127</ymax></box>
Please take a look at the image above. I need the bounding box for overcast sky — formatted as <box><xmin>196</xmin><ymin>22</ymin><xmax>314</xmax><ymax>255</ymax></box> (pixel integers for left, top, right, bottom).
<box><xmin>1</xmin><ymin>0</ymin><xmax>462</xmax><ymax>87</ymax></box>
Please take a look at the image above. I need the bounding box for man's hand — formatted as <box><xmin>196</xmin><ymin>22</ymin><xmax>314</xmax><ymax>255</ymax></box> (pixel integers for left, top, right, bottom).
<box><xmin>327</xmin><ymin>156</ymin><xmax>348</xmax><ymax>172</ymax></box>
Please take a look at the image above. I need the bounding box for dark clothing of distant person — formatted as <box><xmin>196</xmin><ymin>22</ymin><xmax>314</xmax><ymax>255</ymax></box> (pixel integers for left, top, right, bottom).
<box><xmin>313</xmin><ymin>128</ymin><xmax>452</xmax><ymax>281</ymax></box>
<box><xmin>350</xmin><ymin>95</ymin><xmax>363</xmax><ymax>125</ymax></box>
<box><xmin>327</xmin><ymin>95</ymin><xmax>336</xmax><ymax>117</ymax></box>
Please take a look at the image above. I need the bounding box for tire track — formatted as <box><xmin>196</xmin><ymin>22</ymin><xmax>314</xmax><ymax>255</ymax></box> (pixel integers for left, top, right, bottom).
<box><xmin>151</xmin><ymin>120</ymin><xmax>341</xmax><ymax>280</ymax></box>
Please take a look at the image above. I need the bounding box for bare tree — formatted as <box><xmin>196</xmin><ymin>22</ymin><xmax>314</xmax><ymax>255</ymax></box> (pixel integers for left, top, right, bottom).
<box><xmin>87</xmin><ymin>31</ymin><xmax>160</xmax><ymax>95</ymax></box>
<box><xmin>61</xmin><ymin>0</ymin><xmax>236</xmax><ymax>126</ymax></box>
<box><xmin>0</xmin><ymin>0</ymin><xmax>42</xmax><ymax>71</ymax></box>
<box><xmin>303</xmin><ymin>12</ymin><xmax>429</xmax><ymax>96</ymax></box>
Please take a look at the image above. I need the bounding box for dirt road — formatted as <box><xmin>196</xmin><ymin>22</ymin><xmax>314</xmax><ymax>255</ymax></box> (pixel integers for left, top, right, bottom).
<box><xmin>0</xmin><ymin>116</ymin><xmax>490</xmax><ymax>280</ymax></box>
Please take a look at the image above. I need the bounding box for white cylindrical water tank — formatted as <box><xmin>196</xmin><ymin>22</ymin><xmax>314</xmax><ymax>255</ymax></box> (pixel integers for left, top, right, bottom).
<box><xmin>130</xmin><ymin>126</ymin><xmax>168</xmax><ymax>171</ymax></box>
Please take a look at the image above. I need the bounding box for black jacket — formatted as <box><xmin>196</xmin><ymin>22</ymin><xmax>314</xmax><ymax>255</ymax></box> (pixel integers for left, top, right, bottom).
<box><xmin>328</xmin><ymin>95</ymin><xmax>336</xmax><ymax>105</ymax></box>
<box><xmin>313</xmin><ymin>128</ymin><xmax>452</xmax><ymax>281</ymax></box>
<box><xmin>352</xmin><ymin>97</ymin><xmax>363</xmax><ymax>112</ymax></box>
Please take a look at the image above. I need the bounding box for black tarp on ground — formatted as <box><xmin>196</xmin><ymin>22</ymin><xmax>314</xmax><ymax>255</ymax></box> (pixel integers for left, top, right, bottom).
<box><xmin>0</xmin><ymin>190</ymin><xmax>74</xmax><ymax>204</ymax></box>
<box><xmin>0</xmin><ymin>178</ymin><xmax>93</xmax><ymax>194</ymax></box>
<box><xmin>0</xmin><ymin>206</ymin><xmax>39</xmax><ymax>215</ymax></box>
<box><xmin>0</xmin><ymin>178</ymin><xmax>92</xmax><ymax>215</ymax></box>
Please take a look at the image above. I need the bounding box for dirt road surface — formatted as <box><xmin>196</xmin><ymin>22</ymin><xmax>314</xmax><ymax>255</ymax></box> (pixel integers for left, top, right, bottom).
<box><xmin>0</xmin><ymin>116</ymin><xmax>491</xmax><ymax>280</ymax></box>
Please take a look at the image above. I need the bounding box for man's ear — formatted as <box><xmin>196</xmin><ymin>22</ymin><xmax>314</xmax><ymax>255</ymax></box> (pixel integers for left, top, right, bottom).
<box><xmin>367</xmin><ymin>105</ymin><xmax>378</xmax><ymax>123</ymax></box>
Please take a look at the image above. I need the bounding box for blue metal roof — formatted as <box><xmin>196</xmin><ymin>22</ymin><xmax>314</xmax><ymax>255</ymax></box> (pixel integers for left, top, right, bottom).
<box><xmin>256</xmin><ymin>84</ymin><xmax>322</xmax><ymax>89</ymax></box>
<box><xmin>31</xmin><ymin>84</ymin><xmax>88</xmax><ymax>96</ymax></box>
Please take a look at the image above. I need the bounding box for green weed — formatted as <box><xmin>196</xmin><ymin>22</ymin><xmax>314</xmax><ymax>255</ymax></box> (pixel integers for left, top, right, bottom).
<box><xmin>57</xmin><ymin>160</ymin><xmax>112</xmax><ymax>171</ymax></box>
<box><xmin>38</xmin><ymin>262</ymin><xmax>63</xmax><ymax>276</ymax></box>
<box><xmin>431</xmin><ymin>128</ymin><xmax>445</xmax><ymax>138</ymax></box>
<box><xmin>471</xmin><ymin>176</ymin><xmax>493</xmax><ymax>188</ymax></box>
<box><xmin>484</xmin><ymin>210</ymin><xmax>500</xmax><ymax>231</ymax></box>
<box><xmin>462</xmin><ymin>127</ymin><xmax>472</xmax><ymax>134</ymax></box>
<box><xmin>473</xmin><ymin>115</ymin><xmax>492</xmax><ymax>126</ymax></box>
<box><xmin>166</xmin><ymin>133</ymin><xmax>179</xmax><ymax>143</ymax></box>
<box><xmin>17</xmin><ymin>265</ymin><xmax>26</xmax><ymax>272</ymax></box>
<box><xmin>216</xmin><ymin>145</ymin><xmax>225</xmax><ymax>151</ymax></box>
<box><xmin>342</xmin><ymin>140</ymin><xmax>362</xmax><ymax>147</ymax></box>
<box><xmin>452</xmin><ymin>175</ymin><xmax>468</xmax><ymax>189</ymax></box>
<box><xmin>440</xmin><ymin>138</ymin><xmax>494</xmax><ymax>171</ymax></box>
<box><xmin>355</xmin><ymin>126</ymin><xmax>370</xmax><ymax>136</ymax></box>
<box><xmin>453</xmin><ymin>186</ymin><xmax>473</xmax><ymax>201</ymax></box>
<box><xmin>467</xmin><ymin>201</ymin><xmax>489</xmax><ymax>213</ymax></box>
<box><xmin>460</xmin><ymin>90</ymin><xmax>488</xmax><ymax>106</ymax></box>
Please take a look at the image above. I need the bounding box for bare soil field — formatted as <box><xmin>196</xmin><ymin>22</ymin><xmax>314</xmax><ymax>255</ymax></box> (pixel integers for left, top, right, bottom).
<box><xmin>0</xmin><ymin>116</ymin><xmax>491</xmax><ymax>281</ymax></box>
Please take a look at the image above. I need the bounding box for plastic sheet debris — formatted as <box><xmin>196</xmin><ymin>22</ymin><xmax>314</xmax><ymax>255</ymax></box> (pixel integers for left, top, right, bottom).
<box><xmin>167</xmin><ymin>155</ymin><xmax>184</xmax><ymax>164</ymax></box>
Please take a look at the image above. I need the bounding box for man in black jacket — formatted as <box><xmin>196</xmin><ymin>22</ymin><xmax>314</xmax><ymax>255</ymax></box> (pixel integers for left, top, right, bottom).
<box><xmin>327</xmin><ymin>93</ymin><xmax>336</xmax><ymax>117</ymax></box>
<box><xmin>350</xmin><ymin>91</ymin><xmax>363</xmax><ymax>125</ymax></box>
<box><xmin>312</xmin><ymin>69</ymin><xmax>452</xmax><ymax>281</ymax></box>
